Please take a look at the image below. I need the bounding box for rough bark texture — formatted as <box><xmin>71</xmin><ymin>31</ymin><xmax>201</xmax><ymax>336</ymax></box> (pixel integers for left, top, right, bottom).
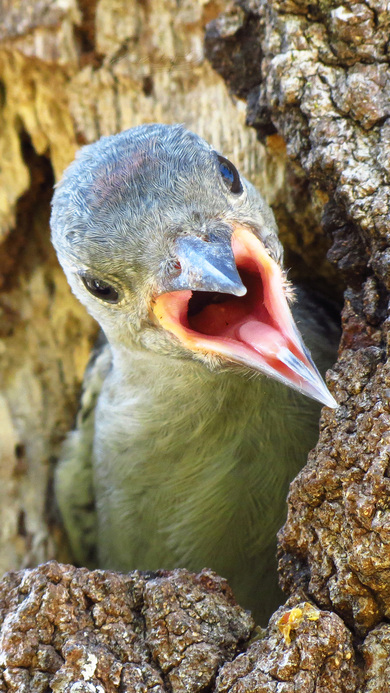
<box><xmin>0</xmin><ymin>561</ymin><xmax>253</xmax><ymax>693</ymax></box>
<box><xmin>215</xmin><ymin>597</ymin><xmax>360</xmax><ymax>693</ymax></box>
<box><xmin>205</xmin><ymin>0</ymin><xmax>390</xmax><ymax>688</ymax></box>
<box><xmin>0</xmin><ymin>562</ymin><xmax>364</xmax><ymax>693</ymax></box>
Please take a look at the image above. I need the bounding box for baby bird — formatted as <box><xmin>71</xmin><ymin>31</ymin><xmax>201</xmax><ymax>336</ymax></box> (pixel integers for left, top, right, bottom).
<box><xmin>51</xmin><ymin>124</ymin><xmax>338</xmax><ymax>622</ymax></box>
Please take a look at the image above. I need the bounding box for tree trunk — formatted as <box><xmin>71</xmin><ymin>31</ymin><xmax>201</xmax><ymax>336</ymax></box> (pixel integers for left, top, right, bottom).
<box><xmin>1</xmin><ymin>0</ymin><xmax>389</xmax><ymax>690</ymax></box>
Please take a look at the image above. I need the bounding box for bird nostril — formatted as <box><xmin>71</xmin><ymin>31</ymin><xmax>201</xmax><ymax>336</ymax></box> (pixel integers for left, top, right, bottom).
<box><xmin>173</xmin><ymin>260</ymin><xmax>182</xmax><ymax>275</ymax></box>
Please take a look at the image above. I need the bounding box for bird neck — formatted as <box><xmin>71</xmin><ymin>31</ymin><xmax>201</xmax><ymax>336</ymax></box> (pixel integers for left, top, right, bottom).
<box><xmin>109</xmin><ymin>343</ymin><xmax>258</xmax><ymax>417</ymax></box>
<box><xmin>94</xmin><ymin>341</ymin><xmax>315</xmax><ymax>590</ymax></box>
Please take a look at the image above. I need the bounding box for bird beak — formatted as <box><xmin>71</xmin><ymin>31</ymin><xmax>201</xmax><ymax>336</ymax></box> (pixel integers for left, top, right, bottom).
<box><xmin>164</xmin><ymin>234</ymin><xmax>247</xmax><ymax>297</ymax></box>
<box><xmin>153</xmin><ymin>226</ymin><xmax>337</xmax><ymax>408</ymax></box>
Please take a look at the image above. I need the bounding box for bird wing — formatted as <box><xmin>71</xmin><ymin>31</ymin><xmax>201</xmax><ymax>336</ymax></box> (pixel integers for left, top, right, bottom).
<box><xmin>55</xmin><ymin>331</ymin><xmax>112</xmax><ymax>567</ymax></box>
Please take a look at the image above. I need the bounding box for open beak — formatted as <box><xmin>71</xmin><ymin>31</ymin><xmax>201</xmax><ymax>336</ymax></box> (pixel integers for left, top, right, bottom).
<box><xmin>153</xmin><ymin>226</ymin><xmax>337</xmax><ymax>408</ymax></box>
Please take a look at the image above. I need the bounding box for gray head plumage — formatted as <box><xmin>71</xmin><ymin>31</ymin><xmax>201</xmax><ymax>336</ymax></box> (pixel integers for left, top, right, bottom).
<box><xmin>52</xmin><ymin>124</ymin><xmax>279</xmax><ymax>265</ymax></box>
<box><xmin>51</xmin><ymin>124</ymin><xmax>279</xmax><ymax>348</ymax></box>
<box><xmin>51</xmin><ymin>123</ymin><xmax>335</xmax><ymax>407</ymax></box>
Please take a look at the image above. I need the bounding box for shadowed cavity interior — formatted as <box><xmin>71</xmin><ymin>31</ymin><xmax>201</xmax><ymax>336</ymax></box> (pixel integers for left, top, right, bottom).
<box><xmin>187</xmin><ymin>268</ymin><xmax>273</xmax><ymax>338</ymax></box>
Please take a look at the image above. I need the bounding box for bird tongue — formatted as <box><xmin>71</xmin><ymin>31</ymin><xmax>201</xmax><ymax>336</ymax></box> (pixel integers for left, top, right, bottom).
<box><xmin>153</xmin><ymin>226</ymin><xmax>337</xmax><ymax>408</ymax></box>
<box><xmin>189</xmin><ymin>299</ymin><xmax>287</xmax><ymax>359</ymax></box>
<box><xmin>237</xmin><ymin>321</ymin><xmax>286</xmax><ymax>359</ymax></box>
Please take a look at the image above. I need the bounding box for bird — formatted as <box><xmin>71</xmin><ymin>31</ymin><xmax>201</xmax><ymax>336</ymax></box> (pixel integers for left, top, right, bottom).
<box><xmin>50</xmin><ymin>123</ymin><xmax>339</xmax><ymax>623</ymax></box>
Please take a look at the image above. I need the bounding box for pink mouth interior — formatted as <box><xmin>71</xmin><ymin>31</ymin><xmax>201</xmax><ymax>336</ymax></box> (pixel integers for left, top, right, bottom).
<box><xmin>180</xmin><ymin>256</ymin><xmax>302</xmax><ymax>378</ymax></box>
<box><xmin>153</xmin><ymin>228</ymin><xmax>333</xmax><ymax>404</ymax></box>
<box><xmin>188</xmin><ymin>264</ymin><xmax>270</xmax><ymax>337</ymax></box>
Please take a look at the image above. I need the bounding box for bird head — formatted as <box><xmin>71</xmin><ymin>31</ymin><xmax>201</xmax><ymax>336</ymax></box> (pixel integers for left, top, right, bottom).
<box><xmin>51</xmin><ymin>123</ymin><xmax>336</xmax><ymax>408</ymax></box>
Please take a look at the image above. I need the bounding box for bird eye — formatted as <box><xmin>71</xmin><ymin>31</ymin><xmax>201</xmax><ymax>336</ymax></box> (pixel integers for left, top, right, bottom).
<box><xmin>217</xmin><ymin>155</ymin><xmax>243</xmax><ymax>194</ymax></box>
<box><xmin>81</xmin><ymin>275</ymin><xmax>120</xmax><ymax>303</ymax></box>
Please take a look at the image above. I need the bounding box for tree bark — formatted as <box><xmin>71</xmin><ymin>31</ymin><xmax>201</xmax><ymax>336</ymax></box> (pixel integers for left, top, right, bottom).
<box><xmin>206</xmin><ymin>0</ymin><xmax>390</xmax><ymax>689</ymax></box>
<box><xmin>0</xmin><ymin>561</ymin><xmax>361</xmax><ymax>693</ymax></box>
<box><xmin>1</xmin><ymin>0</ymin><xmax>390</xmax><ymax>689</ymax></box>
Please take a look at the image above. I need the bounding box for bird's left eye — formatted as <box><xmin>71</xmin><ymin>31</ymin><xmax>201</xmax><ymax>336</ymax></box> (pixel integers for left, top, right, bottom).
<box><xmin>217</xmin><ymin>155</ymin><xmax>243</xmax><ymax>194</ymax></box>
<box><xmin>81</xmin><ymin>275</ymin><xmax>120</xmax><ymax>303</ymax></box>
